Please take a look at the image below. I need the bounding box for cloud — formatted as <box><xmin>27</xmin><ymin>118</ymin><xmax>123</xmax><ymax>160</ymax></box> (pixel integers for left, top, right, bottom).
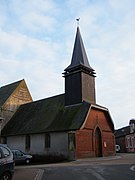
<box><xmin>21</xmin><ymin>12</ymin><xmax>56</xmax><ymax>33</ymax></box>
<box><xmin>0</xmin><ymin>28</ymin><xmax>64</xmax><ymax>100</ymax></box>
<box><xmin>0</xmin><ymin>29</ymin><xmax>61</xmax><ymax>60</ymax></box>
<box><xmin>0</xmin><ymin>0</ymin><xmax>59</xmax><ymax>36</ymax></box>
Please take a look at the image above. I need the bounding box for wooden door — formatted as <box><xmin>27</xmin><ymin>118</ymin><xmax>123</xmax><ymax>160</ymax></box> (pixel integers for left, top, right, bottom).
<box><xmin>95</xmin><ymin>127</ymin><xmax>102</xmax><ymax>157</ymax></box>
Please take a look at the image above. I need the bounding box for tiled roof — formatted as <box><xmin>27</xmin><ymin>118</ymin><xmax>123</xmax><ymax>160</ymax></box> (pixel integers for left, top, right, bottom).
<box><xmin>2</xmin><ymin>94</ymin><xmax>90</xmax><ymax>135</ymax></box>
<box><xmin>115</xmin><ymin>126</ymin><xmax>130</xmax><ymax>138</ymax></box>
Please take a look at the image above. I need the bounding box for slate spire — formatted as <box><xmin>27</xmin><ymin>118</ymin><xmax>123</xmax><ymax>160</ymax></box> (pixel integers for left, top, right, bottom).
<box><xmin>64</xmin><ymin>26</ymin><xmax>96</xmax><ymax>106</ymax></box>
<box><xmin>64</xmin><ymin>27</ymin><xmax>95</xmax><ymax>76</ymax></box>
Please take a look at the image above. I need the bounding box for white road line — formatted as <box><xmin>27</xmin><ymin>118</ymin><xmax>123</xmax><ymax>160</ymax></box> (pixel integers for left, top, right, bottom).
<box><xmin>34</xmin><ymin>169</ymin><xmax>44</xmax><ymax>180</ymax></box>
<box><xmin>130</xmin><ymin>165</ymin><xmax>135</xmax><ymax>171</ymax></box>
<box><xmin>90</xmin><ymin>169</ymin><xmax>106</xmax><ymax>180</ymax></box>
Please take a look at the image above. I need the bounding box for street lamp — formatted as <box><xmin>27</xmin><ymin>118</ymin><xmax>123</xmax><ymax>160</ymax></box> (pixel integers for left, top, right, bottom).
<box><xmin>0</xmin><ymin>117</ymin><xmax>4</xmax><ymax>143</ymax></box>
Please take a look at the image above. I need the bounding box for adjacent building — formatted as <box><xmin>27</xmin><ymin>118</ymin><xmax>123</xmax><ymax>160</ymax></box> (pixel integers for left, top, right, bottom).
<box><xmin>0</xmin><ymin>79</ymin><xmax>32</xmax><ymax>144</ymax></box>
<box><xmin>115</xmin><ymin>119</ymin><xmax>135</xmax><ymax>153</ymax></box>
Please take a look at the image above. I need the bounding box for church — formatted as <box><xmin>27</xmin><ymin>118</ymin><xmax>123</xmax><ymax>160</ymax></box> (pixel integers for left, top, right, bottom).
<box><xmin>1</xmin><ymin>26</ymin><xmax>115</xmax><ymax>160</ymax></box>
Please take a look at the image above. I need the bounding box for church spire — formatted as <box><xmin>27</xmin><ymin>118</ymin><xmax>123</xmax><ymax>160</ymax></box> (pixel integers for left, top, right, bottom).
<box><xmin>64</xmin><ymin>27</ymin><xmax>95</xmax><ymax>76</ymax></box>
<box><xmin>64</xmin><ymin>26</ymin><xmax>96</xmax><ymax>106</ymax></box>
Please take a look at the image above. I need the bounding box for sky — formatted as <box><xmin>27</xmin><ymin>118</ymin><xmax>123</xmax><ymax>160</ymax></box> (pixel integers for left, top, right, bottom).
<box><xmin>0</xmin><ymin>0</ymin><xmax>135</xmax><ymax>129</ymax></box>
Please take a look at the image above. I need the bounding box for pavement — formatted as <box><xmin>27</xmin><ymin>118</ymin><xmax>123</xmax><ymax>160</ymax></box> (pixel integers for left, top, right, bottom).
<box><xmin>12</xmin><ymin>153</ymin><xmax>135</xmax><ymax>180</ymax></box>
<box><xmin>12</xmin><ymin>168</ymin><xmax>44</xmax><ymax>180</ymax></box>
<box><xmin>75</xmin><ymin>153</ymin><xmax>135</xmax><ymax>165</ymax></box>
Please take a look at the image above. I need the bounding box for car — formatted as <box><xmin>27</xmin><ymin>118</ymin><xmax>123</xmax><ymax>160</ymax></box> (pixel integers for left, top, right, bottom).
<box><xmin>12</xmin><ymin>149</ymin><xmax>32</xmax><ymax>164</ymax></box>
<box><xmin>0</xmin><ymin>144</ymin><xmax>14</xmax><ymax>180</ymax></box>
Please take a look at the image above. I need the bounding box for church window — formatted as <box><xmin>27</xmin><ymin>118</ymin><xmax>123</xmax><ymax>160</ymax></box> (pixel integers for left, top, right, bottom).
<box><xmin>25</xmin><ymin>135</ymin><xmax>30</xmax><ymax>151</ymax></box>
<box><xmin>45</xmin><ymin>133</ymin><xmax>50</xmax><ymax>148</ymax></box>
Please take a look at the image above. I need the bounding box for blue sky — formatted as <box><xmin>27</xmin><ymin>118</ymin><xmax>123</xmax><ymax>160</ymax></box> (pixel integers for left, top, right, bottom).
<box><xmin>0</xmin><ymin>0</ymin><xmax>135</xmax><ymax>129</ymax></box>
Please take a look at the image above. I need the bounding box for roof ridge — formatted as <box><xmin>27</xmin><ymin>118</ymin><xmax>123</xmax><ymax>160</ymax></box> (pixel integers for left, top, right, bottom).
<box><xmin>0</xmin><ymin>79</ymin><xmax>24</xmax><ymax>106</ymax></box>
<box><xmin>0</xmin><ymin>79</ymin><xmax>24</xmax><ymax>89</ymax></box>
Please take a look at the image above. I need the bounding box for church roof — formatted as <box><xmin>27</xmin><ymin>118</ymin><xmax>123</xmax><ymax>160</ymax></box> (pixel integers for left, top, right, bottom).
<box><xmin>2</xmin><ymin>93</ymin><xmax>114</xmax><ymax>136</ymax></box>
<box><xmin>64</xmin><ymin>27</ymin><xmax>95</xmax><ymax>74</ymax></box>
<box><xmin>0</xmin><ymin>80</ymin><xmax>23</xmax><ymax>106</ymax></box>
<box><xmin>2</xmin><ymin>94</ymin><xmax>90</xmax><ymax>135</ymax></box>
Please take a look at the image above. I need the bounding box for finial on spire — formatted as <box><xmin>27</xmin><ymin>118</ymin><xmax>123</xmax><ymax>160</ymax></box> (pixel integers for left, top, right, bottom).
<box><xmin>76</xmin><ymin>18</ymin><xmax>80</xmax><ymax>27</ymax></box>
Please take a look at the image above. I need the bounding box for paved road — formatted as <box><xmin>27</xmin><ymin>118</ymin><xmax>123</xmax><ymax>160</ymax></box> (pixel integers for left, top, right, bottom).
<box><xmin>12</xmin><ymin>168</ymin><xmax>44</xmax><ymax>180</ymax></box>
<box><xmin>13</xmin><ymin>153</ymin><xmax>135</xmax><ymax>180</ymax></box>
<box><xmin>43</xmin><ymin>164</ymin><xmax>135</xmax><ymax>180</ymax></box>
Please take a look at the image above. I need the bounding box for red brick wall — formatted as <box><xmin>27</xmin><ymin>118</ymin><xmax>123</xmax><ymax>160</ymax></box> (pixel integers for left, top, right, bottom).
<box><xmin>76</xmin><ymin>129</ymin><xmax>94</xmax><ymax>158</ymax></box>
<box><xmin>102</xmin><ymin>131</ymin><xmax>115</xmax><ymax>156</ymax></box>
<box><xmin>76</xmin><ymin>107</ymin><xmax>115</xmax><ymax>159</ymax></box>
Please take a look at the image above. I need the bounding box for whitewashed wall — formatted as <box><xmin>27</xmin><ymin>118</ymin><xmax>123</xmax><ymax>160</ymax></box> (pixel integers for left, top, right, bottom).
<box><xmin>6</xmin><ymin>132</ymin><xmax>69</xmax><ymax>158</ymax></box>
<box><xmin>7</xmin><ymin>135</ymin><xmax>25</xmax><ymax>151</ymax></box>
<box><xmin>49</xmin><ymin>132</ymin><xmax>68</xmax><ymax>156</ymax></box>
<box><xmin>30</xmin><ymin>134</ymin><xmax>44</xmax><ymax>154</ymax></box>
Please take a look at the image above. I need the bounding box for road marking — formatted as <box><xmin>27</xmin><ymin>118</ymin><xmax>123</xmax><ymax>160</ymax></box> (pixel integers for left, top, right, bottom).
<box><xmin>130</xmin><ymin>165</ymin><xmax>135</xmax><ymax>171</ymax></box>
<box><xmin>34</xmin><ymin>169</ymin><xmax>44</xmax><ymax>180</ymax></box>
<box><xmin>90</xmin><ymin>169</ymin><xmax>106</xmax><ymax>180</ymax></box>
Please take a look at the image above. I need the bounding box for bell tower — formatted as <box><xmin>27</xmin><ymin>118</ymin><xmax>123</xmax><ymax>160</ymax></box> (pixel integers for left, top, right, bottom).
<box><xmin>63</xmin><ymin>27</ymin><xmax>96</xmax><ymax>106</ymax></box>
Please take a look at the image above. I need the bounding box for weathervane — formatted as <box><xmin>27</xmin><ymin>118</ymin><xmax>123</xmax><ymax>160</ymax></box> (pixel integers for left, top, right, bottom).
<box><xmin>76</xmin><ymin>18</ymin><xmax>80</xmax><ymax>27</ymax></box>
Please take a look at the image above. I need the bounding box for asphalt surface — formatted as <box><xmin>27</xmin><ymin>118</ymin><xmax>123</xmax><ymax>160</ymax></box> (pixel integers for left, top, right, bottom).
<box><xmin>12</xmin><ymin>153</ymin><xmax>135</xmax><ymax>180</ymax></box>
<box><xmin>43</xmin><ymin>164</ymin><xmax>135</xmax><ymax>180</ymax></box>
<box><xmin>12</xmin><ymin>168</ymin><xmax>44</xmax><ymax>180</ymax></box>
